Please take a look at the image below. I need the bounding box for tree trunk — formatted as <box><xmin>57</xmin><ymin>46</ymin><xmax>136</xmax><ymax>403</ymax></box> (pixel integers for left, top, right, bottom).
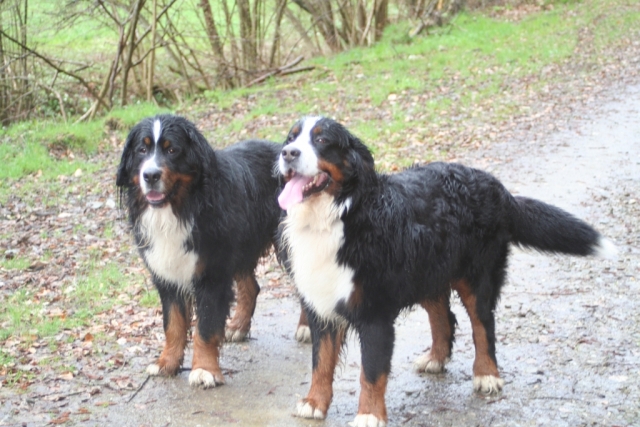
<box><xmin>269</xmin><ymin>0</ymin><xmax>287</xmax><ymax>68</ymax></box>
<box><xmin>237</xmin><ymin>0</ymin><xmax>256</xmax><ymax>83</ymax></box>
<box><xmin>199</xmin><ymin>0</ymin><xmax>234</xmax><ymax>89</ymax></box>
<box><xmin>107</xmin><ymin>24</ymin><xmax>126</xmax><ymax>109</ymax></box>
<box><xmin>147</xmin><ymin>0</ymin><xmax>157</xmax><ymax>101</ymax></box>
<box><xmin>374</xmin><ymin>0</ymin><xmax>388</xmax><ymax>41</ymax></box>
<box><xmin>283</xmin><ymin>7</ymin><xmax>319</xmax><ymax>56</ymax></box>
<box><xmin>292</xmin><ymin>0</ymin><xmax>341</xmax><ymax>52</ymax></box>
<box><xmin>0</xmin><ymin>13</ymin><xmax>6</xmax><ymax>124</ymax></box>
<box><xmin>121</xmin><ymin>0</ymin><xmax>145</xmax><ymax>106</ymax></box>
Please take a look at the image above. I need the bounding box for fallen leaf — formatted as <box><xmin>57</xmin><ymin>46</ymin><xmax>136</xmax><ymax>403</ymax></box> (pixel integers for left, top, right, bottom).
<box><xmin>59</xmin><ymin>372</ymin><xmax>74</xmax><ymax>381</ymax></box>
<box><xmin>50</xmin><ymin>411</ymin><xmax>71</xmax><ymax>424</ymax></box>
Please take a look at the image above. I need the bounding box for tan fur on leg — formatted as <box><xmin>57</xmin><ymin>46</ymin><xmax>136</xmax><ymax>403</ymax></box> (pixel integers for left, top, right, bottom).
<box><xmin>147</xmin><ymin>303</ymin><xmax>189</xmax><ymax>376</ymax></box>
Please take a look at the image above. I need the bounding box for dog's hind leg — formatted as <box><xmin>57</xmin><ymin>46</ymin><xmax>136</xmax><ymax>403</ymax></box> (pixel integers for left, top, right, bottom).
<box><xmin>296</xmin><ymin>309</ymin><xmax>344</xmax><ymax>420</ymax></box>
<box><xmin>147</xmin><ymin>285</ymin><xmax>191</xmax><ymax>376</ymax></box>
<box><xmin>226</xmin><ymin>273</ymin><xmax>260</xmax><ymax>342</ymax></box>
<box><xmin>452</xmin><ymin>278</ymin><xmax>504</xmax><ymax>394</ymax></box>
<box><xmin>295</xmin><ymin>303</ymin><xmax>312</xmax><ymax>343</ymax></box>
<box><xmin>415</xmin><ymin>293</ymin><xmax>456</xmax><ymax>374</ymax></box>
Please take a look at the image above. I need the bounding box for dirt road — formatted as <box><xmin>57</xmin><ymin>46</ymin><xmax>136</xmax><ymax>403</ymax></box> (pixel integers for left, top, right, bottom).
<box><xmin>87</xmin><ymin>84</ymin><xmax>640</xmax><ymax>427</ymax></box>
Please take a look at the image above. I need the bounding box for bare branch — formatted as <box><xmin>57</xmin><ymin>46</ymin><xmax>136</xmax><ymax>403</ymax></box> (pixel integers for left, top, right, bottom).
<box><xmin>0</xmin><ymin>28</ymin><xmax>109</xmax><ymax>111</ymax></box>
<box><xmin>245</xmin><ymin>55</ymin><xmax>312</xmax><ymax>87</ymax></box>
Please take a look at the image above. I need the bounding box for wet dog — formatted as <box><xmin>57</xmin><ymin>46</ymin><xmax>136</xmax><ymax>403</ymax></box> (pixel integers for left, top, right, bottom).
<box><xmin>116</xmin><ymin>114</ymin><xmax>300</xmax><ymax>387</ymax></box>
<box><xmin>277</xmin><ymin>116</ymin><xmax>616</xmax><ymax>425</ymax></box>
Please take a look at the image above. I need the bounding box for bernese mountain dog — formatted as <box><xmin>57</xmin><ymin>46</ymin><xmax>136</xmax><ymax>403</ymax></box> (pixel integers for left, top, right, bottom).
<box><xmin>116</xmin><ymin>114</ymin><xmax>305</xmax><ymax>388</ymax></box>
<box><xmin>277</xmin><ymin>116</ymin><xmax>616</xmax><ymax>426</ymax></box>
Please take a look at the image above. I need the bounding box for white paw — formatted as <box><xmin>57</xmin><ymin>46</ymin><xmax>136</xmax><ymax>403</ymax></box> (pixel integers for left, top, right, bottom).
<box><xmin>146</xmin><ymin>363</ymin><xmax>161</xmax><ymax>376</ymax></box>
<box><xmin>225</xmin><ymin>328</ymin><xmax>248</xmax><ymax>342</ymax></box>
<box><xmin>295</xmin><ymin>401</ymin><xmax>325</xmax><ymax>419</ymax></box>
<box><xmin>414</xmin><ymin>354</ymin><xmax>448</xmax><ymax>373</ymax></box>
<box><xmin>473</xmin><ymin>375</ymin><xmax>504</xmax><ymax>394</ymax></box>
<box><xmin>295</xmin><ymin>325</ymin><xmax>311</xmax><ymax>343</ymax></box>
<box><xmin>348</xmin><ymin>414</ymin><xmax>387</xmax><ymax>427</ymax></box>
<box><xmin>189</xmin><ymin>368</ymin><xmax>220</xmax><ymax>388</ymax></box>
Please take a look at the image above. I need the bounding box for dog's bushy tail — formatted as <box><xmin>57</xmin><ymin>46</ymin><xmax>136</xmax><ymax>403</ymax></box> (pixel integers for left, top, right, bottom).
<box><xmin>509</xmin><ymin>196</ymin><xmax>616</xmax><ymax>258</ymax></box>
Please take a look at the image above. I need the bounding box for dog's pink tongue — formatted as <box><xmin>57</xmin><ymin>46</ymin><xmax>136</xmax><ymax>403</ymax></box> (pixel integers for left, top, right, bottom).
<box><xmin>146</xmin><ymin>191</ymin><xmax>165</xmax><ymax>202</ymax></box>
<box><xmin>278</xmin><ymin>175</ymin><xmax>312</xmax><ymax>211</ymax></box>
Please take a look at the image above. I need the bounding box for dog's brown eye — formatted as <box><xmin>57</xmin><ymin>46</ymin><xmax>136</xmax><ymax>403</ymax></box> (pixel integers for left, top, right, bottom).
<box><xmin>139</xmin><ymin>147</ymin><xmax>147</xmax><ymax>154</ymax></box>
<box><xmin>168</xmin><ymin>147</ymin><xmax>176</xmax><ymax>154</ymax></box>
<box><xmin>287</xmin><ymin>134</ymin><xmax>295</xmax><ymax>142</ymax></box>
<box><xmin>316</xmin><ymin>137</ymin><xmax>325</xmax><ymax>144</ymax></box>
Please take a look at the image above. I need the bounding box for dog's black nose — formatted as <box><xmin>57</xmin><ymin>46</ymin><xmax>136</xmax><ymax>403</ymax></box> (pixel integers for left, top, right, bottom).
<box><xmin>143</xmin><ymin>167</ymin><xmax>162</xmax><ymax>184</ymax></box>
<box><xmin>282</xmin><ymin>147</ymin><xmax>301</xmax><ymax>162</ymax></box>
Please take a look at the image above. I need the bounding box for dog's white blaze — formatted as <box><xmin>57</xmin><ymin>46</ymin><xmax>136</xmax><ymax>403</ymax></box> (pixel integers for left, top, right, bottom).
<box><xmin>153</xmin><ymin>118</ymin><xmax>162</xmax><ymax>144</ymax></box>
<box><xmin>284</xmin><ymin>193</ymin><xmax>355</xmax><ymax>321</ymax></box>
<box><xmin>279</xmin><ymin>116</ymin><xmax>321</xmax><ymax>177</ymax></box>
<box><xmin>139</xmin><ymin>155</ymin><xmax>163</xmax><ymax>194</ymax></box>
<box><xmin>139</xmin><ymin>120</ymin><xmax>164</xmax><ymax>194</ymax></box>
<box><xmin>139</xmin><ymin>205</ymin><xmax>198</xmax><ymax>291</ymax></box>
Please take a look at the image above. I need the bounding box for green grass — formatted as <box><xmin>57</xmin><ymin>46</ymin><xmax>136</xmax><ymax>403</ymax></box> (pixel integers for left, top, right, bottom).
<box><xmin>0</xmin><ymin>262</ymin><xmax>127</xmax><ymax>344</ymax></box>
<box><xmin>0</xmin><ymin>260</ymin><xmax>146</xmax><ymax>380</ymax></box>
<box><xmin>0</xmin><ymin>256</ymin><xmax>31</xmax><ymax>271</ymax></box>
<box><xmin>0</xmin><ymin>101</ymin><xmax>172</xmax><ymax>191</ymax></box>
<box><xmin>104</xmin><ymin>102</ymin><xmax>173</xmax><ymax>130</ymax></box>
<box><xmin>139</xmin><ymin>289</ymin><xmax>160</xmax><ymax>308</ymax></box>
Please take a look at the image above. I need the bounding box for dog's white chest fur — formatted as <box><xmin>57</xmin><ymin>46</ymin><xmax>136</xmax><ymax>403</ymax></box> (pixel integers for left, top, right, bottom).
<box><xmin>284</xmin><ymin>194</ymin><xmax>355</xmax><ymax>320</ymax></box>
<box><xmin>138</xmin><ymin>206</ymin><xmax>198</xmax><ymax>291</ymax></box>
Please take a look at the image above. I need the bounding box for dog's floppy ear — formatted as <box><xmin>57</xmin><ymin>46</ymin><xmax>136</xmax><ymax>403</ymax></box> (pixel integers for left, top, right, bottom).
<box><xmin>183</xmin><ymin>117</ymin><xmax>214</xmax><ymax>169</ymax></box>
<box><xmin>341</xmin><ymin>131</ymin><xmax>376</xmax><ymax>199</ymax></box>
<box><xmin>347</xmin><ymin>132</ymin><xmax>375</xmax><ymax>173</ymax></box>
<box><xmin>116</xmin><ymin>123</ymin><xmax>141</xmax><ymax>187</ymax></box>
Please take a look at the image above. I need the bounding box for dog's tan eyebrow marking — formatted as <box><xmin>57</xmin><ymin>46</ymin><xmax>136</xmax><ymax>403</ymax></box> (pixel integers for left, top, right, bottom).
<box><xmin>144</xmin><ymin>137</ymin><xmax>152</xmax><ymax>146</ymax></box>
<box><xmin>162</xmin><ymin>139</ymin><xmax>170</xmax><ymax>149</ymax></box>
<box><xmin>292</xmin><ymin>125</ymin><xmax>301</xmax><ymax>136</ymax></box>
<box><xmin>312</xmin><ymin>125</ymin><xmax>323</xmax><ymax>135</ymax></box>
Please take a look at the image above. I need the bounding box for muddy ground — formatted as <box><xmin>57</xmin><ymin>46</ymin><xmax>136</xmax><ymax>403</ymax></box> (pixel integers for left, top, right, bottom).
<box><xmin>87</xmin><ymin>83</ymin><xmax>639</xmax><ymax>427</ymax></box>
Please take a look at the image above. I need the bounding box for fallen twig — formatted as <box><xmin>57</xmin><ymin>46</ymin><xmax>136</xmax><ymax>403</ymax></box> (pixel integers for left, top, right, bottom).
<box><xmin>126</xmin><ymin>375</ymin><xmax>151</xmax><ymax>404</ymax></box>
<box><xmin>245</xmin><ymin>56</ymin><xmax>314</xmax><ymax>88</ymax></box>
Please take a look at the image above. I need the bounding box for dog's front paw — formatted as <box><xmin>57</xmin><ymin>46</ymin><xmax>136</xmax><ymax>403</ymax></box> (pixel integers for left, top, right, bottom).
<box><xmin>146</xmin><ymin>363</ymin><xmax>162</xmax><ymax>376</ymax></box>
<box><xmin>295</xmin><ymin>399</ymin><xmax>326</xmax><ymax>419</ymax></box>
<box><xmin>349</xmin><ymin>414</ymin><xmax>387</xmax><ymax>427</ymax></box>
<box><xmin>225</xmin><ymin>327</ymin><xmax>249</xmax><ymax>342</ymax></box>
<box><xmin>473</xmin><ymin>375</ymin><xmax>504</xmax><ymax>394</ymax></box>
<box><xmin>295</xmin><ymin>325</ymin><xmax>311</xmax><ymax>343</ymax></box>
<box><xmin>414</xmin><ymin>353</ymin><xmax>449</xmax><ymax>374</ymax></box>
<box><xmin>146</xmin><ymin>359</ymin><xmax>180</xmax><ymax>376</ymax></box>
<box><xmin>188</xmin><ymin>368</ymin><xmax>225</xmax><ymax>388</ymax></box>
